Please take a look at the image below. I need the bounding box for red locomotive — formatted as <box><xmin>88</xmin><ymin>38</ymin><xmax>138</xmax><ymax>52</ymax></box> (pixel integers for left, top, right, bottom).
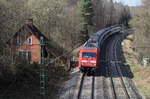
<box><xmin>78</xmin><ymin>47</ymin><xmax>99</xmax><ymax>72</ymax></box>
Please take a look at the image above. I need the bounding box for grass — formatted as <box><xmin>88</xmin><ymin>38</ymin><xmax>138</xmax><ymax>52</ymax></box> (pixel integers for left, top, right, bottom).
<box><xmin>123</xmin><ymin>34</ymin><xmax>150</xmax><ymax>99</ymax></box>
<box><xmin>134</xmin><ymin>66</ymin><xmax>150</xmax><ymax>99</ymax></box>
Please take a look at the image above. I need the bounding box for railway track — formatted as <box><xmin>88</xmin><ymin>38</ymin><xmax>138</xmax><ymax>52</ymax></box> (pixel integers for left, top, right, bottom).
<box><xmin>114</xmin><ymin>36</ymin><xmax>130</xmax><ymax>99</ymax></box>
<box><xmin>77</xmin><ymin>73</ymin><xmax>95</xmax><ymax>99</ymax></box>
<box><xmin>106</xmin><ymin>35</ymin><xmax>130</xmax><ymax>99</ymax></box>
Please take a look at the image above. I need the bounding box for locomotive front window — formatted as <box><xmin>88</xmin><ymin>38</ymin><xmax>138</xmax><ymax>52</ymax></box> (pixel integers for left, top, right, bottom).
<box><xmin>82</xmin><ymin>52</ymin><xmax>96</xmax><ymax>58</ymax></box>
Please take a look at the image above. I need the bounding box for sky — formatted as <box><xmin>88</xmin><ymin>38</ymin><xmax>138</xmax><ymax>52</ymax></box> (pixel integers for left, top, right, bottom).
<box><xmin>113</xmin><ymin>0</ymin><xmax>142</xmax><ymax>6</ymax></box>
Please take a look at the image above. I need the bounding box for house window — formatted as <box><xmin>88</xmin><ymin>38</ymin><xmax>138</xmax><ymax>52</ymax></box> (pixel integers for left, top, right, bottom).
<box><xmin>28</xmin><ymin>37</ymin><xmax>32</xmax><ymax>45</ymax></box>
<box><xmin>19</xmin><ymin>51</ymin><xmax>31</xmax><ymax>63</ymax></box>
<box><xmin>17</xmin><ymin>36</ymin><xmax>22</xmax><ymax>45</ymax></box>
<box><xmin>19</xmin><ymin>51</ymin><xmax>26</xmax><ymax>58</ymax></box>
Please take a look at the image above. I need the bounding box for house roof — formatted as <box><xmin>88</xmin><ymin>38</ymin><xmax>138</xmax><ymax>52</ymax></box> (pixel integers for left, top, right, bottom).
<box><xmin>7</xmin><ymin>24</ymin><xmax>48</xmax><ymax>45</ymax></box>
<box><xmin>25</xmin><ymin>24</ymin><xmax>48</xmax><ymax>41</ymax></box>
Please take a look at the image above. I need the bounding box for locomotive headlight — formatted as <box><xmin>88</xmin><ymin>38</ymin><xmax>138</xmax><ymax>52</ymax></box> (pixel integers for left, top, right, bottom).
<box><xmin>82</xmin><ymin>60</ymin><xmax>87</xmax><ymax>63</ymax></box>
<box><xmin>90</xmin><ymin>61</ymin><xmax>96</xmax><ymax>63</ymax></box>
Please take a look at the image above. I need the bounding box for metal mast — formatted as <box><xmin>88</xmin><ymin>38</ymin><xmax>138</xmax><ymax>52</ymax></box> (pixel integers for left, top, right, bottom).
<box><xmin>40</xmin><ymin>36</ymin><xmax>46</xmax><ymax>99</ymax></box>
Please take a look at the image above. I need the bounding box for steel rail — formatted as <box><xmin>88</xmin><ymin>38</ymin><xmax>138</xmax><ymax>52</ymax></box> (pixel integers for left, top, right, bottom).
<box><xmin>77</xmin><ymin>72</ymin><xmax>95</xmax><ymax>99</ymax></box>
<box><xmin>77</xmin><ymin>73</ymin><xmax>85</xmax><ymax>99</ymax></box>
<box><xmin>117</xmin><ymin>33</ymin><xmax>143</xmax><ymax>99</ymax></box>
<box><xmin>114</xmin><ymin>36</ymin><xmax>130</xmax><ymax>99</ymax></box>
<box><xmin>91</xmin><ymin>75</ymin><xmax>95</xmax><ymax>99</ymax></box>
<box><xmin>105</xmin><ymin>34</ymin><xmax>130</xmax><ymax>99</ymax></box>
<box><xmin>106</xmin><ymin>37</ymin><xmax>117</xmax><ymax>99</ymax></box>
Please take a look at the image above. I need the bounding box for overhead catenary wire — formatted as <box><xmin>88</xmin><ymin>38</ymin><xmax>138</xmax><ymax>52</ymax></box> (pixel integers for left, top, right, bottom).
<box><xmin>45</xmin><ymin>42</ymin><xmax>83</xmax><ymax>66</ymax></box>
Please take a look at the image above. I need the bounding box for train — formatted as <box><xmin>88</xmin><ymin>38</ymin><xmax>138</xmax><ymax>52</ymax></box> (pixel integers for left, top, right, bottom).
<box><xmin>78</xmin><ymin>25</ymin><xmax>121</xmax><ymax>73</ymax></box>
<box><xmin>78</xmin><ymin>46</ymin><xmax>99</xmax><ymax>73</ymax></box>
<box><xmin>78</xmin><ymin>36</ymin><xmax>100</xmax><ymax>73</ymax></box>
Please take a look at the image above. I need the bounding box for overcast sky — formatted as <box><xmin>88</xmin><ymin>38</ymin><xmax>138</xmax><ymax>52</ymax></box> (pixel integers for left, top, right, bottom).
<box><xmin>113</xmin><ymin>0</ymin><xmax>142</xmax><ymax>6</ymax></box>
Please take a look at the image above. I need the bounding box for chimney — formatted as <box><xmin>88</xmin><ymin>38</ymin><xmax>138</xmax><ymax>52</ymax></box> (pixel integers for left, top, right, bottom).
<box><xmin>25</xmin><ymin>19</ymin><xmax>33</xmax><ymax>26</ymax></box>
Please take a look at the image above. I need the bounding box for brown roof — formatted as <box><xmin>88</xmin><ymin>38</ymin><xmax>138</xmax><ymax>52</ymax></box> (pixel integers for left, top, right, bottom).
<box><xmin>7</xmin><ymin>24</ymin><xmax>48</xmax><ymax>45</ymax></box>
<box><xmin>25</xmin><ymin>24</ymin><xmax>48</xmax><ymax>41</ymax></box>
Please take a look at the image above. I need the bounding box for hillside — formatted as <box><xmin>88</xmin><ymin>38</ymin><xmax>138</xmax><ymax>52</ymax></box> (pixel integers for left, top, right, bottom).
<box><xmin>123</xmin><ymin>33</ymin><xmax>150</xmax><ymax>99</ymax></box>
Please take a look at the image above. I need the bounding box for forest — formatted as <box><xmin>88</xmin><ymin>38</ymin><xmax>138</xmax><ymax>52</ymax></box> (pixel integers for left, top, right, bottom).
<box><xmin>130</xmin><ymin>0</ymin><xmax>150</xmax><ymax>60</ymax></box>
